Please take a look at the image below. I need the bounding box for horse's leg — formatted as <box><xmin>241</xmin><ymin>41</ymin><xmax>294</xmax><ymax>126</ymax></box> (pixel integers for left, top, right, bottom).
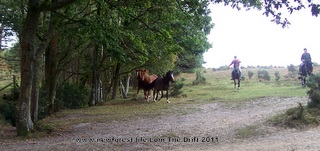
<box><xmin>233</xmin><ymin>79</ymin><xmax>236</xmax><ymax>90</ymax></box>
<box><xmin>166</xmin><ymin>89</ymin><xmax>170</xmax><ymax>103</ymax></box>
<box><xmin>156</xmin><ymin>90</ymin><xmax>161</xmax><ymax>101</ymax></box>
<box><xmin>302</xmin><ymin>77</ymin><xmax>306</xmax><ymax>88</ymax></box>
<box><xmin>153</xmin><ymin>89</ymin><xmax>157</xmax><ymax>102</ymax></box>
<box><xmin>136</xmin><ymin>87</ymin><xmax>140</xmax><ymax>100</ymax></box>
<box><xmin>159</xmin><ymin>90</ymin><xmax>164</xmax><ymax>101</ymax></box>
<box><xmin>145</xmin><ymin>90</ymin><xmax>150</xmax><ymax>102</ymax></box>
<box><xmin>238</xmin><ymin>78</ymin><xmax>240</xmax><ymax>90</ymax></box>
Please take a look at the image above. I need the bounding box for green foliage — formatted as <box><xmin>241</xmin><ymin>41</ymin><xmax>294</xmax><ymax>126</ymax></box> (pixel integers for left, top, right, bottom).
<box><xmin>248</xmin><ymin>70</ymin><xmax>254</xmax><ymax>79</ymax></box>
<box><xmin>170</xmin><ymin>79</ymin><xmax>184</xmax><ymax>96</ymax></box>
<box><xmin>287</xmin><ymin>64</ymin><xmax>297</xmax><ymax>78</ymax></box>
<box><xmin>274</xmin><ymin>71</ymin><xmax>281</xmax><ymax>82</ymax></box>
<box><xmin>0</xmin><ymin>102</ymin><xmax>16</xmax><ymax>126</ymax></box>
<box><xmin>0</xmin><ymin>88</ymin><xmax>19</xmax><ymax>126</ymax></box>
<box><xmin>257</xmin><ymin>70</ymin><xmax>271</xmax><ymax>81</ymax></box>
<box><xmin>217</xmin><ymin>65</ymin><xmax>229</xmax><ymax>71</ymax></box>
<box><xmin>286</xmin><ymin>103</ymin><xmax>318</xmax><ymax>127</ymax></box>
<box><xmin>307</xmin><ymin>73</ymin><xmax>320</xmax><ymax>108</ymax></box>
<box><xmin>268</xmin><ymin>103</ymin><xmax>319</xmax><ymax>129</ymax></box>
<box><xmin>55</xmin><ymin>82</ymin><xmax>89</xmax><ymax>110</ymax></box>
<box><xmin>192</xmin><ymin>70</ymin><xmax>206</xmax><ymax>85</ymax></box>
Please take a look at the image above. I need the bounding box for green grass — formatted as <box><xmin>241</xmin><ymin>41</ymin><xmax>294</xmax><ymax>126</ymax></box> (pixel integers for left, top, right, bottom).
<box><xmin>235</xmin><ymin>125</ymin><xmax>261</xmax><ymax>139</ymax></box>
<box><xmin>180</xmin><ymin>68</ymin><xmax>308</xmax><ymax>103</ymax></box>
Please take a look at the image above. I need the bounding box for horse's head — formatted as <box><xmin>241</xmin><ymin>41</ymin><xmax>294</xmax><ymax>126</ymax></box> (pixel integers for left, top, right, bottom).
<box><xmin>138</xmin><ymin>69</ymin><xmax>148</xmax><ymax>81</ymax></box>
<box><xmin>166</xmin><ymin>70</ymin><xmax>175</xmax><ymax>82</ymax></box>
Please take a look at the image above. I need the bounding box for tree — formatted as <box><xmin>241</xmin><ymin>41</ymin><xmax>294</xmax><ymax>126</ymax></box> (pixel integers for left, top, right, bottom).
<box><xmin>17</xmin><ymin>0</ymin><xmax>77</xmax><ymax>136</ymax></box>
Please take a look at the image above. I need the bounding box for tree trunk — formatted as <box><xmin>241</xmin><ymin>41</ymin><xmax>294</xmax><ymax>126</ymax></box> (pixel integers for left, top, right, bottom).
<box><xmin>30</xmin><ymin>58</ymin><xmax>39</xmax><ymax>122</ymax></box>
<box><xmin>0</xmin><ymin>24</ymin><xmax>3</xmax><ymax>51</ymax></box>
<box><xmin>125</xmin><ymin>75</ymin><xmax>130</xmax><ymax>97</ymax></box>
<box><xmin>111</xmin><ymin>62</ymin><xmax>121</xmax><ymax>100</ymax></box>
<box><xmin>45</xmin><ymin>29</ymin><xmax>58</xmax><ymax>115</ymax></box>
<box><xmin>17</xmin><ymin>0</ymin><xmax>77</xmax><ymax>136</ymax></box>
<box><xmin>89</xmin><ymin>45</ymin><xmax>102</xmax><ymax>106</ymax></box>
<box><xmin>120</xmin><ymin>75</ymin><xmax>130</xmax><ymax>98</ymax></box>
<box><xmin>17</xmin><ymin>7</ymin><xmax>40</xmax><ymax>136</ymax></box>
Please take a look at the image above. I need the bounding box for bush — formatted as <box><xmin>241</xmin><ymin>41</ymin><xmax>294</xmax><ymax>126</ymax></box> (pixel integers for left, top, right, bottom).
<box><xmin>274</xmin><ymin>71</ymin><xmax>281</xmax><ymax>81</ymax></box>
<box><xmin>287</xmin><ymin>64</ymin><xmax>297</xmax><ymax>78</ymax></box>
<box><xmin>0</xmin><ymin>102</ymin><xmax>16</xmax><ymax>126</ymax></box>
<box><xmin>307</xmin><ymin>73</ymin><xmax>320</xmax><ymax>108</ymax></box>
<box><xmin>170</xmin><ymin>79</ymin><xmax>184</xmax><ymax>96</ymax></box>
<box><xmin>37</xmin><ymin>82</ymin><xmax>89</xmax><ymax>120</ymax></box>
<box><xmin>192</xmin><ymin>70</ymin><xmax>206</xmax><ymax>85</ymax></box>
<box><xmin>55</xmin><ymin>82</ymin><xmax>89</xmax><ymax>109</ymax></box>
<box><xmin>0</xmin><ymin>88</ymin><xmax>19</xmax><ymax>126</ymax></box>
<box><xmin>283</xmin><ymin>103</ymin><xmax>318</xmax><ymax>128</ymax></box>
<box><xmin>248</xmin><ymin>70</ymin><xmax>254</xmax><ymax>79</ymax></box>
<box><xmin>257</xmin><ymin>70</ymin><xmax>271</xmax><ymax>81</ymax></box>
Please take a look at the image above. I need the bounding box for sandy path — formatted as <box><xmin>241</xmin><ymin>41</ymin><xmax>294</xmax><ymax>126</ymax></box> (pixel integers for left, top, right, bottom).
<box><xmin>1</xmin><ymin>96</ymin><xmax>320</xmax><ymax>151</ymax></box>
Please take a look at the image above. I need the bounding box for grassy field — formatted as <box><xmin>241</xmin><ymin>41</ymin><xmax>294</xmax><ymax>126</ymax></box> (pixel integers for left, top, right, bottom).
<box><xmin>179</xmin><ymin>67</ymin><xmax>308</xmax><ymax>102</ymax></box>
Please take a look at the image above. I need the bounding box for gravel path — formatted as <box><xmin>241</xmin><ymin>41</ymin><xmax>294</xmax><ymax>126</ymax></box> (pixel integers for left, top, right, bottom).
<box><xmin>1</xmin><ymin>96</ymin><xmax>320</xmax><ymax>151</ymax></box>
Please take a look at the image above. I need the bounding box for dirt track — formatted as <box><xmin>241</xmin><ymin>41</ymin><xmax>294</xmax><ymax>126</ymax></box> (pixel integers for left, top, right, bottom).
<box><xmin>1</xmin><ymin>96</ymin><xmax>320</xmax><ymax>151</ymax></box>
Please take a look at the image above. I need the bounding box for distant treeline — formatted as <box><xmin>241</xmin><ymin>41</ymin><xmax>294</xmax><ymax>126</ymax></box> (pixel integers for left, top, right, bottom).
<box><xmin>212</xmin><ymin>62</ymin><xmax>320</xmax><ymax>71</ymax></box>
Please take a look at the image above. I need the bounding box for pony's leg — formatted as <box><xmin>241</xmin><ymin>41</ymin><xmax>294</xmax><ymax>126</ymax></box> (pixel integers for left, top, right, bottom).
<box><xmin>156</xmin><ymin>90</ymin><xmax>160</xmax><ymax>101</ymax></box>
<box><xmin>159</xmin><ymin>90</ymin><xmax>164</xmax><ymax>100</ymax></box>
<box><xmin>301</xmin><ymin>76</ymin><xmax>305</xmax><ymax>88</ymax></box>
<box><xmin>233</xmin><ymin>79</ymin><xmax>236</xmax><ymax>90</ymax></box>
<box><xmin>146</xmin><ymin>90</ymin><xmax>150</xmax><ymax>102</ymax></box>
<box><xmin>166</xmin><ymin>90</ymin><xmax>170</xmax><ymax>103</ymax></box>
<box><xmin>153</xmin><ymin>90</ymin><xmax>157</xmax><ymax>102</ymax></box>
<box><xmin>238</xmin><ymin>79</ymin><xmax>240</xmax><ymax>90</ymax></box>
<box><xmin>136</xmin><ymin>88</ymin><xmax>140</xmax><ymax>100</ymax></box>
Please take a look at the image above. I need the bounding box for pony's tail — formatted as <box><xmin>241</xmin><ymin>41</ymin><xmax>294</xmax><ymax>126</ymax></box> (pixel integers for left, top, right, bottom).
<box><xmin>146</xmin><ymin>77</ymin><xmax>158</xmax><ymax>91</ymax></box>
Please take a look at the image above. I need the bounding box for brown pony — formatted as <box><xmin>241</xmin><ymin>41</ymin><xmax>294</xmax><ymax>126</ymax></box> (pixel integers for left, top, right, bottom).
<box><xmin>135</xmin><ymin>69</ymin><xmax>158</xmax><ymax>101</ymax></box>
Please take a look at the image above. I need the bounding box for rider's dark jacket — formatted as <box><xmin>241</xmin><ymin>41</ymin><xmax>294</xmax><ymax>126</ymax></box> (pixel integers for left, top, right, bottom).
<box><xmin>301</xmin><ymin>52</ymin><xmax>312</xmax><ymax>62</ymax></box>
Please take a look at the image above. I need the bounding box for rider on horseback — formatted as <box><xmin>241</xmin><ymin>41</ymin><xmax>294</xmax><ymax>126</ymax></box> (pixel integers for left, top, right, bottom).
<box><xmin>229</xmin><ymin>56</ymin><xmax>242</xmax><ymax>80</ymax></box>
<box><xmin>299</xmin><ymin>48</ymin><xmax>313</xmax><ymax>78</ymax></box>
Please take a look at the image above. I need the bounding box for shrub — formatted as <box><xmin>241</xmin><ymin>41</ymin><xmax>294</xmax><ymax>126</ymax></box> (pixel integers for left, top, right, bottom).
<box><xmin>287</xmin><ymin>64</ymin><xmax>297</xmax><ymax>78</ymax></box>
<box><xmin>55</xmin><ymin>82</ymin><xmax>89</xmax><ymax>109</ymax></box>
<box><xmin>217</xmin><ymin>65</ymin><xmax>228</xmax><ymax>71</ymax></box>
<box><xmin>307</xmin><ymin>73</ymin><xmax>320</xmax><ymax>108</ymax></box>
<box><xmin>192</xmin><ymin>70</ymin><xmax>206</xmax><ymax>85</ymax></box>
<box><xmin>0</xmin><ymin>88</ymin><xmax>19</xmax><ymax>126</ymax></box>
<box><xmin>170</xmin><ymin>79</ymin><xmax>184</xmax><ymax>96</ymax></box>
<box><xmin>274</xmin><ymin>71</ymin><xmax>281</xmax><ymax>81</ymax></box>
<box><xmin>257</xmin><ymin>70</ymin><xmax>271</xmax><ymax>81</ymax></box>
<box><xmin>248</xmin><ymin>70</ymin><xmax>254</xmax><ymax>79</ymax></box>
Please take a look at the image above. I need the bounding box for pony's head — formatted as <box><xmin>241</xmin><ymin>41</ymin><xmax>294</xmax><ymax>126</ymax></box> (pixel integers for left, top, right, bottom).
<box><xmin>166</xmin><ymin>70</ymin><xmax>175</xmax><ymax>82</ymax></box>
<box><xmin>137</xmin><ymin>69</ymin><xmax>148</xmax><ymax>81</ymax></box>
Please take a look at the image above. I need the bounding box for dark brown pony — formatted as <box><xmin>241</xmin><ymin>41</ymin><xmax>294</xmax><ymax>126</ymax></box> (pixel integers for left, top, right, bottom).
<box><xmin>232</xmin><ymin>68</ymin><xmax>241</xmax><ymax>90</ymax></box>
<box><xmin>150</xmin><ymin>70</ymin><xmax>174</xmax><ymax>103</ymax></box>
<box><xmin>135</xmin><ymin>69</ymin><xmax>158</xmax><ymax>101</ymax></box>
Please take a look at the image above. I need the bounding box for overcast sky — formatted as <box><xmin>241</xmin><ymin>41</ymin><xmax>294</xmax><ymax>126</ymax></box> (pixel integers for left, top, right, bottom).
<box><xmin>203</xmin><ymin>3</ymin><xmax>320</xmax><ymax>68</ymax></box>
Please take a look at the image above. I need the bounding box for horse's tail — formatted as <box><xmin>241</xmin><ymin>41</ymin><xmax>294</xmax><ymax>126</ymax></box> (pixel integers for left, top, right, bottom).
<box><xmin>145</xmin><ymin>77</ymin><xmax>159</xmax><ymax>91</ymax></box>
